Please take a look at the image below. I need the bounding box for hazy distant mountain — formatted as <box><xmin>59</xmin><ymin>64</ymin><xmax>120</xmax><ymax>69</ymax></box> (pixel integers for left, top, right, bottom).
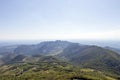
<box><xmin>0</xmin><ymin>45</ymin><xmax>17</xmax><ymax>54</ymax></box>
<box><xmin>14</xmin><ymin>40</ymin><xmax>72</xmax><ymax>55</ymax></box>
<box><xmin>58</xmin><ymin>43</ymin><xmax>89</xmax><ymax>60</ymax></box>
<box><xmin>105</xmin><ymin>46</ymin><xmax>120</xmax><ymax>54</ymax></box>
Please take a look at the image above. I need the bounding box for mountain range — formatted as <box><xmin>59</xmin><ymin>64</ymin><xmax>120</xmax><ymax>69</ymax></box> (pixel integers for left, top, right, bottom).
<box><xmin>0</xmin><ymin>40</ymin><xmax>120</xmax><ymax>80</ymax></box>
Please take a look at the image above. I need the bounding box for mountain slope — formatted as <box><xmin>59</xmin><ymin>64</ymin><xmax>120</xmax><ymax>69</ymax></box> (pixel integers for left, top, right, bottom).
<box><xmin>0</xmin><ymin>54</ymin><xmax>62</xmax><ymax>65</ymax></box>
<box><xmin>14</xmin><ymin>40</ymin><xmax>72</xmax><ymax>56</ymax></box>
<box><xmin>0</xmin><ymin>54</ymin><xmax>117</xmax><ymax>80</ymax></box>
<box><xmin>0</xmin><ymin>45</ymin><xmax>17</xmax><ymax>54</ymax></box>
<box><xmin>105</xmin><ymin>46</ymin><xmax>120</xmax><ymax>54</ymax></box>
<box><xmin>59</xmin><ymin>44</ymin><xmax>120</xmax><ymax>75</ymax></box>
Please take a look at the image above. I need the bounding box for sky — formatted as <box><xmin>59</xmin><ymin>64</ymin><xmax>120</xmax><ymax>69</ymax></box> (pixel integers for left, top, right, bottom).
<box><xmin>0</xmin><ymin>0</ymin><xmax>120</xmax><ymax>41</ymax></box>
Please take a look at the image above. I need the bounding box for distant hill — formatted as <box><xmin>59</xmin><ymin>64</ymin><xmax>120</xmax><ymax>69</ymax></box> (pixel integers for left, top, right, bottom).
<box><xmin>0</xmin><ymin>45</ymin><xmax>17</xmax><ymax>55</ymax></box>
<box><xmin>58</xmin><ymin>44</ymin><xmax>120</xmax><ymax>75</ymax></box>
<box><xmin>14</xmin><ymin>40</ymin><xmax>72</xmax><ymax>55</ymax></box>
<box><xmin>105</xmin><ymin>46</ymin><xmax>120</xmax><ymax>54</ymax></box>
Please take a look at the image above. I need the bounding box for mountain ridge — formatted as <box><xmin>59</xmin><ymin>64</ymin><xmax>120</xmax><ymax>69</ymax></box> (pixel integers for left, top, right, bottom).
<box><xmin>0</xmin><ymin>40</ymin><xmax>120</xmax><ymax>79</ymax></box>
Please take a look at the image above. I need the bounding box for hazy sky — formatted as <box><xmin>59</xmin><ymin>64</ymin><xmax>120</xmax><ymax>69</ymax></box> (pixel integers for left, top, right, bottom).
<box><xmin>0</xmin><ymin>0</ymin><xmax>120</xmax><ymax>40</ymax></box>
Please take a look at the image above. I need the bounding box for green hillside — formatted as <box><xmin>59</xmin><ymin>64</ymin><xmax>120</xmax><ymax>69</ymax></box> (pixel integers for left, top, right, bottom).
<box><xmin>59</xmin><ymin>44</ymin><xmax>120</xmax><ymax>75</ymax></box>
<box><xmin>0</xmin><ymin>55</ymin><xmax>117</xmax><ymax>80</ymax></box>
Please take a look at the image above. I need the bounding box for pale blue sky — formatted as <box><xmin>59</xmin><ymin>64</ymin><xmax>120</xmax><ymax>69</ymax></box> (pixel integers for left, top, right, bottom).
<box><xmin>0</xmin><ymin>0</ymin><xmax>120</xmax><ymax>40</ymax></box>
